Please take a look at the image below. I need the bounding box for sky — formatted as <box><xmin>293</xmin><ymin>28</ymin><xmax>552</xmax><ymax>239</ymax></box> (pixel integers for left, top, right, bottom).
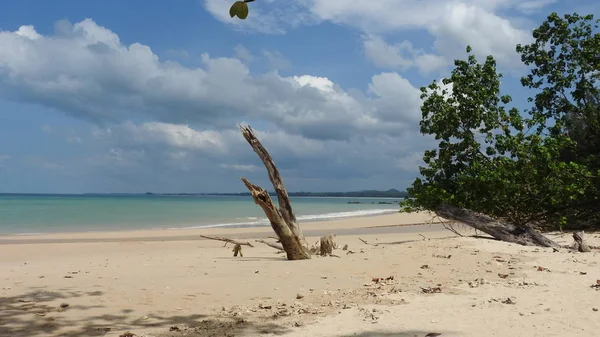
<box><xmin>0</xmin><ymin>0</ymin><xmax>597</xmax><ymax>194</ymax></box>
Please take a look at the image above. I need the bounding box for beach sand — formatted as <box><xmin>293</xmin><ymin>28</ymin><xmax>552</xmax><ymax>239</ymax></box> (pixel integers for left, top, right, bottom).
<box><xmin>1</xmin><ymin>212</ymin><xmax>599</xmax><ymax>337</ymax></box>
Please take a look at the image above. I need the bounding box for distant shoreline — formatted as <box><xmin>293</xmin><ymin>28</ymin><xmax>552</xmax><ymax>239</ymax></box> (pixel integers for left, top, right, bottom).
<box><xmin>0</xmin><ymin>189</ymin><xmax>410</xmax><ymax>198</ymax></box>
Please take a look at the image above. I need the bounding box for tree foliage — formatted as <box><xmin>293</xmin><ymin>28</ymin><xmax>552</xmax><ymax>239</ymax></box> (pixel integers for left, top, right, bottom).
<box><xmin>407</xmin><ymin>12</ymin><xmax>599</xmax><ymax>230</ymax></box>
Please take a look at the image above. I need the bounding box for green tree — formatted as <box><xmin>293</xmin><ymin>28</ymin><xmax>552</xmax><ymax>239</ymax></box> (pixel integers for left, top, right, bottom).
<box><xmin>407</xmin><ymin>12</ymin><xmax>599</xmax><ymax>230</ymax></box>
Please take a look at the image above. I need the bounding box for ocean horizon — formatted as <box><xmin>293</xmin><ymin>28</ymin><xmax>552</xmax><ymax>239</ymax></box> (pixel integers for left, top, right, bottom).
<box><xmin>0</xmin><ymin>193</ymin><xmax>401</xmax><ymax>235</ymax></box>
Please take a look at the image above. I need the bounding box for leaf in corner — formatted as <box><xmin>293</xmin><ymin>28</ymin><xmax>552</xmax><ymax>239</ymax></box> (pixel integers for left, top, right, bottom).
<box><xmin>229</xmin><ymin>1</ymin><xmax>249</xmax><ymax>20</ymax></box>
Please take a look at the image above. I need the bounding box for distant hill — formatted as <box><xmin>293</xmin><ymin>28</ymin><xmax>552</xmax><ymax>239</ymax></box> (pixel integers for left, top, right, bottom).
<box><xmin>201</xmin><ymin>189</ymin><xmax>409</xmax><ymax>198</ymax></box>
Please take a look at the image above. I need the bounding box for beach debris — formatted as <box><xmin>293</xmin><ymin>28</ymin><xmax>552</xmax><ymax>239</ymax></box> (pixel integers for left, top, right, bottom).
<box><xmin>420</xmin><ymin>264</ymin><xmax>430</xmax><ymax>269</ymax></box>
<box><xmin>342</xmin><ymin>244</ymin><xmax>348</xmax><ymax>251</ymax></box>
<box><xmin>425</xmin><ymin>333</ymin><xmax>442</xmax><ymax>337</ymax></box>
<box><xmin>239</xmin><ymin>125</ymin><xmax>311</xmax><ymax>260</ymax></box>
<box><xmin>536</xmin><ymin>266</ymin><xmax>550</xmax><ymax>272</ymax></box>
<box><xmin>579</xmin><ymin>271</ymin><xmax>587</xmax><ymax>275</ymax></box>
<box><xmin>593</xmin><ymin>308</ymin><xmax>598</xmax><ymax>312</ymax></box>
<box><xmin>255</xmin><ymin>270</ymin><xmax>259</xmax><ymax>273</ymax></box>
<box><xmin>169</xmin><ymin>326</ymin><xmax>181</xmax><ymax>331</ymax></box>
<box><xmin>119</xmin><ymin>333</ymin><xmax>136</xmax><ymax>337</ymax></box>
<box><xmin>319</xmin><ymin>234</ymin><xmax>335</xmax><ymax>256</ymax></box>
<box><xmin>357</xmin><ymin>307</ymin><xmax>386</xmax><ymax>323</ymax></box>
<box><xmin>255</xmin><ymin>239</ymin><xmax>284</xmax><ymax>251</ymax></box>
<box><xmin>296</xmin><ymin>293</ymin><xmax>304</xmax><ymax>299</ymax></box>
<box><xmin>591</xmin><ymin>280</ymin><xmax>600</xmax><ymax>290</ymax></box>
<box><xmin>359</xmin><ymin>238</ymin><xmax>369</xmax><ymax>245</ymax></box>
<box><xmin>59</xmin><ymin>302</ymin><xmax>69</xmax><ymax>308</ymax></box>
<box><xmin>433</xmin><ymin>253</ymin><xmax>452</xmax><ymax>259</ymax></box>
<box><xmin>233</xmin><ymin>244</ymin><xmax>243</xmax><ymax>257</ymax></box>
<box><xmin>468</xmin><ymin>278</ymin><xmax>487</xmax><ymax>288</ymax></box>
<box><xmin>498</xmin><ymin>273</ymin><xmax>509</xmax><ymax>279</ymax></box>
<box><xmin>421</xmin><ymin>286</ymin><xmax>442</xmax><ymax>294</ymax></box>
<box><xmin>199</xmin><ymin>235</ymin><xmax>254</xmax><ymax>257</ymax></box>
<box><xmin>501</xmin><ymin>297</ymin><xmax>516</xmax><ymax>305</ymax></box>
<box><xmin>568</xmin><ymin>231</ymin><xmax>592</xmax><ymax>252</ymax></box>
<box><xmin>63</xmin><ymin>275</ymin><xmax>73</xmax><ymax>278</ymax></box>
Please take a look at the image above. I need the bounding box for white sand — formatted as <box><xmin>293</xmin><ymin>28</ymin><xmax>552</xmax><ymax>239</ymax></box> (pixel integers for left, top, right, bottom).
<box><xmin>1</xmin><ymin>212</ymin><xmax>598</xmax><ymax>337</ymax></box>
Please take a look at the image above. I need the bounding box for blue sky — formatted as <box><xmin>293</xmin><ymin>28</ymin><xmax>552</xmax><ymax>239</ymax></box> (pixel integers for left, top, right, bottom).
<box><xmin>0</xmin><ymin>0</ymin><xmax>597</xmax><ymax>194</ymax></box>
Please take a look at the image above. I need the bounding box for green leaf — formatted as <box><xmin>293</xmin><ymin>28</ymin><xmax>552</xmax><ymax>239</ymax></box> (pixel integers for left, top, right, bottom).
<box><xmin>229</xmin><ymin>1</ymin><xmax>249</xmax><ymax>20</ymax></box>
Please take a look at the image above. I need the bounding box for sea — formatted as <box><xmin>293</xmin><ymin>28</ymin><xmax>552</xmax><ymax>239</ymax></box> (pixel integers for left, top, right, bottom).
<box><xmin>0</xmin><ymin>194</ymin><xmax>401</xmax><ymax>235</ymax></box>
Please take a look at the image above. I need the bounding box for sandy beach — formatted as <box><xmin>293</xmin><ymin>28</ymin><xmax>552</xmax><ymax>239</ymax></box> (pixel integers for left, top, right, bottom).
<box><xmin>1</xmin><ymin>212</ymin><xmax>599</xmax><ymax>337</ymax></box>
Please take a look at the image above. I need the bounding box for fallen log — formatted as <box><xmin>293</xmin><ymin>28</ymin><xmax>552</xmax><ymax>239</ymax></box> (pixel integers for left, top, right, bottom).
<box><xmin>199</xmin><ymin>235</ymin><xmax>254</xmax><ymax>247</ymax></box>
<box><xmin>435</xmin><ymin>204</ymin><xmax>560</xmax><ymax>248</ymax></box>
<box><xmin>255</xmin><ymin>239</ymin><xmax>284</xmax><ymax>251</ymax></box>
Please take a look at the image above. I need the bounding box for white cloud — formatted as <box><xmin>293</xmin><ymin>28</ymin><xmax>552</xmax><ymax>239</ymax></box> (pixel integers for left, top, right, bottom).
<box><xmin>233</xmin><ymin>44</ymin><xmax>254</xmax><ymax>63</ymax></box>
<box><xmin>514</xmin><ymin>0</ymin><xmax>558</xmax><ymax>14</ymax></box>
<box><xmin>362</xmin><ymin>35</ymin><xmax>447</xmax><ymax>73</ymax></box>
<box><xmin>204</xmin><ymin>0</ymin><xmax>546</xmax><ymax>69</ymax></box>
<box><xmin>0</xmin><ymin>18</ymin><xmax>441</xmax><ymax>192</ymax></box>
<box><xmin>262</xmin><ymin>50</ymin><xmax>291</xmax><ymax>70</ymax></box>
<box><xmin>429</xmin><ymin>3</ymin><xmax>532</xmax><ymax>66</ymax></box>
<box><xmin>0</xmin><ymin>19</ymin><xmax>420</xmax><ymax>142</ymax></box>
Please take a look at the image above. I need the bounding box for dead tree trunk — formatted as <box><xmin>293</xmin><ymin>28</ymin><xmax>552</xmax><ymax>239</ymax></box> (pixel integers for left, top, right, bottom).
<box><xmin>569</xmin><ymin>231</ymin><xmax>591</xmax><ymax>252</ymax></box>
<box><xmin>319</xmin><ymin>234</ymin><xmax>335</xmax><ymax>256</ymax></box>
<box><xmin>239</xmin><ymin>125</ymin><xmax>311</xmax><ymax>260</ymax></box>
<box><xmin>435</xmin><ymin>204</ymin><xmax>560</xmax><ymax>248</ymax></box>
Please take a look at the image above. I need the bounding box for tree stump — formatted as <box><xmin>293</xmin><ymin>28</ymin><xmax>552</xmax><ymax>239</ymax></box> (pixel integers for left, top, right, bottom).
<box><xmin>570</xmin><ymin>231</ymin><xmax>591</xmax><ymax>252</ymax></box>
<box><xmin>233</xmin><ymin>244</ymin><xmax>243</xmax><ymax>257</ymax></box>
<box><xmin>320</xmin><ymin>234</ymin><xmax>335</xmax><ymax>256</ymax></box>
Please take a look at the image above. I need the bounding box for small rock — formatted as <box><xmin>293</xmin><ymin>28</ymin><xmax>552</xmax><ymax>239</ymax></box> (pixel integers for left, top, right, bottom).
<box><xmin>59</xmin><ymin>303</ymin><xmax>69</xmax><ymax>308</ymax></box>
<box><xmin>296</xmin><ymin>293</ymin><xmax>304</xmax><ymax>299</ymax></box>
<box><xmin>593</xmin><ymin>308</ymin><xmax>598</xmax><ymax>312</ymax></box>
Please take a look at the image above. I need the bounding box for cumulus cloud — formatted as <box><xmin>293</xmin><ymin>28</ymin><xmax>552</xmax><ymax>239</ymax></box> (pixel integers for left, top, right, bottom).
<box><xmin>362</xmin><ymin>35</ymin><xmax>447</xmax><ymax>73</ymax></box>
<box><xmin>0</xmin><ymin>18</ymin><xmax>440</xmax><ymax>191</ymax></box>
<box><xmin>205</xmin><ymin>0</ymin><xmax>546</xmax><ymax>69</ymax></box>
<box><xmin>0</xmin><ymin>19</ymin><xmax>420</xmax><ymax>142</ymax></box>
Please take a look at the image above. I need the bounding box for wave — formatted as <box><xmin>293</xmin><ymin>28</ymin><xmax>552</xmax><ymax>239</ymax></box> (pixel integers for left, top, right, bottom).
<box><xmin>178</xmin><ymin>208</ymin><xmax>398</xmax><ymax>230</ymax></box>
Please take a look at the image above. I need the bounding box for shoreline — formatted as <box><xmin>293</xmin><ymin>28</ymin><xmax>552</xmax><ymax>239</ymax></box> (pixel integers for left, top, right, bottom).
<box><xmin>0</xmin><ymin>211</ymin><xmax>437</xmax><ymax>243</ymax></box>
<box><xmin>0</xmin><ymin>207</ymin><xmax>401</xmax><ymax>237</ymax></box>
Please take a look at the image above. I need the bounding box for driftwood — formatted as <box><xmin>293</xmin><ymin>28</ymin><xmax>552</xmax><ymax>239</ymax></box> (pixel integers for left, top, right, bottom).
<box><xmin>319</xmin><ymin>234</ymin><xmax>335</xmax><ymax>256</ymax></box>
<box><xmin>233</xmin><ymin>244</ymin><xmax>243</xmax><ymax>257</ymax></box>
<box><xmin>199</xmin><ymin>235</ymin><xmax>254</xmax><ymax>247</ymax></box>
<box><xmin>239</xmin><ymin>125</ymin><xmax>311</xmax><ymax>260</ymax></box>
<box><xmin>255</xmin><ymin>239</ymin><xmax>284</xmax><ymax>251</ymax></box>
<box><xmin>568</xmin><ymin>231</ymin><xmax>591</xmax><ymax>252</ymax></box>
<box><xmin>200</xmin><ymin>235</ymin><xmax>254</xmax><ymax>257</ymax></box>
<box><xmin>435</xmin><ymin>204</ymin><xmax>560</xmax><ymax>248</ymax></box>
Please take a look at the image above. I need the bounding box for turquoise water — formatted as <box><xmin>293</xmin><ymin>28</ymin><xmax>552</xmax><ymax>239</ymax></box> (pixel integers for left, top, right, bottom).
<box><xmin>0</xmin><ymin>194</ymin><xmax>401</xmax><ymax>235</ymax></box>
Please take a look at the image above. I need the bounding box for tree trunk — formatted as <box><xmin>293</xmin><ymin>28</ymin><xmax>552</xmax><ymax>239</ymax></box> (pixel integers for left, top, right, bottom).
<box><xmin>239</xmin><ymin>125</ymin><xmax>311</xmax><ymax>260</ymax></box>
<box><xmin>435</xmin><ymin>204</ymin><xmax>560</xmax><ymax>248</ymax></box>
<box><xmin>319</xmin><ymin>234</ymin><xmax>335</xmax><ymax>256</ymax></box>
<box><xmin>569</xmin><ymin>231</ymin><xmax>591</xmax><ymax>252</ymax></box>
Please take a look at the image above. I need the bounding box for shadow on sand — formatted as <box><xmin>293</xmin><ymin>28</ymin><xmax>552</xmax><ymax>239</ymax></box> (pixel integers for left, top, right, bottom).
<box><xmin>0</xmin><ymin>288</ymin><xmax>290</xmax><ymax>337</ymax></box>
